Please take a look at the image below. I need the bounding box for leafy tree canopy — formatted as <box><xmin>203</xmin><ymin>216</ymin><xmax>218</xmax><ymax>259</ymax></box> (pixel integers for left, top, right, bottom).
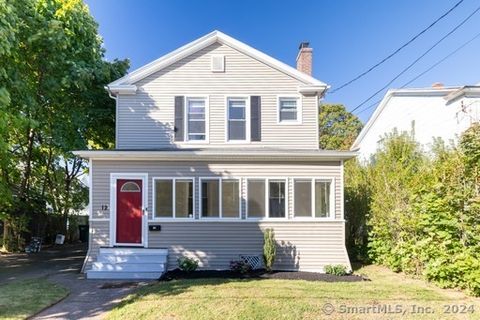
<box><xmin>319</xmin><ymin>104</ymin><xmax>363</xmax><ymax>150</ymax></box>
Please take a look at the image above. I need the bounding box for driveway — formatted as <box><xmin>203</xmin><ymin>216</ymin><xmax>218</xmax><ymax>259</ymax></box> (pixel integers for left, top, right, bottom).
<box><xmin>0</xmin><ymin>243</ymin><xmax>149</xmax><ymax>320</ymax></box>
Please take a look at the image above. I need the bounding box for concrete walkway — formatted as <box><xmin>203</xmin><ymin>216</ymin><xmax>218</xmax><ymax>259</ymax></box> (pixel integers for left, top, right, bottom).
<box><xmin>0</xmin><ymin>243</ymin><xmax>150</xmax><ymax>320</ymax></box>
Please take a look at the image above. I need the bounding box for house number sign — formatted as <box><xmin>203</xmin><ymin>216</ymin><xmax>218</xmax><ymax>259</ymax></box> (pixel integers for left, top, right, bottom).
<box><xmin>101</xmin><ymin>204</ymin><xmax>109</xmax><ymax>211</ymax></box>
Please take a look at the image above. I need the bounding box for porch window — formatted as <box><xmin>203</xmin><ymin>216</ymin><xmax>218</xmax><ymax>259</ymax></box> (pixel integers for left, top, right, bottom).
<box><xmin>200</xmin><ymin>178</ymin><xmax>240</xmax><ymax>218</ymax></box>
<box><xmin>201</xmin><ymin>179</ymin><xmax>220</xmax><ymax>218</ymax></box>
<box><xmin>153</xmin><ymin>178</ymin><xmax>194</xmax><ymax>218</ymax></box>
<box><xmin>268</xmin><ymin>180</ymin><xmax>286</xmax><ymax>218</ymax></box>
<box><xmin>187</xmin><ymin>97</ymin><xmax>206</xmax><ymax>141</ymax></box>
<box><xmin>247</xmin><ymin>180</ymin><xmax>265</xmax><ymax>218</ymax></box>
<box><xmin>293</xmin><ymin>178</ymin><xmax>333</xmax><ymax>218</ymax></box>
<box><xmin>227</xmin><ymin>98</ymin><xmax>247</xmax><ymax>141</ymax></box>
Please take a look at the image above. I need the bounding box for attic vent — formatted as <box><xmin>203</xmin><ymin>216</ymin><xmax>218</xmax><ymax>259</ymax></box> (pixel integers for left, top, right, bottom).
<box><xmin>211</xmin><ymin>55</ymin><xmax>225</xmax><ymax>72</ymax></box>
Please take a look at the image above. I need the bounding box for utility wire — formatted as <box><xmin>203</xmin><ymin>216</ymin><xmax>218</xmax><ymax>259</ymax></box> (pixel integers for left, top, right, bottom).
<box><xmin>330</xmin><ymin>0</ymin><xmax>465</xmax><ymax>94</ymax></box>
<box><xmin>355</xmin><ymin>30</ymin><xmax>480</xmax><ymax>116</ymax></box>
<box><xmin>350</xmin><ymin>4</ymin><xmax>480</xmax><ymax>113</ymax></box>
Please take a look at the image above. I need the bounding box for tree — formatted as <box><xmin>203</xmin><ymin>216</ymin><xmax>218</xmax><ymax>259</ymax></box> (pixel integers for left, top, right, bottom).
<box><xmin>319</xmin><ymin>104</ymin><xmax>363</xmax><ymax>150</ymax></box>
<box><xmin>0</xmin><ymin>0</ymin><xmax>129</xmax><ymax>250</ymax></box>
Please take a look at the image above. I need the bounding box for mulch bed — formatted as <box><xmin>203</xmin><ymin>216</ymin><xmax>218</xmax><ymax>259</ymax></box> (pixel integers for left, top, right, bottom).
<box><xmin>160</xmin><ymin>269</ymin><xmax>366</xmax><ymax>282</ymax></box>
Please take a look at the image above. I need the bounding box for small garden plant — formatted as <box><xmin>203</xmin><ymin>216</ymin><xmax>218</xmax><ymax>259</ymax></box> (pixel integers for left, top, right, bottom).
<box><xmin>177</xmin><ymin>257</ymin><xmax>199</xmax><ymax>272</ymax></box>
<box><xmin>230</xmin><ymin>260</ymin><xmax>252</xmax><ymax>274</ymax></box>
<box><xmin>263</xmin><ymin>228</ymin><xmax>276</xmax><ymax>272</ymax></box>
<box><xmin>324</xmin><ymin>264</ymin><xmax>349</xmax><ymax>276</ymax></box>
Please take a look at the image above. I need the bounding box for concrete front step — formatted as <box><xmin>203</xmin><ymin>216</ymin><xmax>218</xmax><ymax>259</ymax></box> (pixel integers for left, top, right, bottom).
<box><xmin>97</xmin><ymin>254</ymin><xmax>167</xmax><ymax>264</ymax></box>
<box><xmin>92</xmin><ymin>262</ymin><xmax>165</xmax><ymax>272</ymax></box>
<box><xmin>99</xmin><ymin>247</ymin><xmax>168</xmax><ymax>255</ymax></box>
<box><xmin>87</xmin><ymin>271</ymin><xmax>162</xmax><ymax>280</ymax></box>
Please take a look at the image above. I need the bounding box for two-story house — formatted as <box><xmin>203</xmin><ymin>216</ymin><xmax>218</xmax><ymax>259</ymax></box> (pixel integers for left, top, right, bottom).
<box><xmin>74</xmin><ymin>31</ymin><xmax>356</xmax><ymax>279</ymax></box>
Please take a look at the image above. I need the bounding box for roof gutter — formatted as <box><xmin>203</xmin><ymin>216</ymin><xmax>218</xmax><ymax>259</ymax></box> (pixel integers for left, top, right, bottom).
<box><xmin>106</xmin><ymin>84</ymin><xmax>137</xmax><ymax>95</ymax></box>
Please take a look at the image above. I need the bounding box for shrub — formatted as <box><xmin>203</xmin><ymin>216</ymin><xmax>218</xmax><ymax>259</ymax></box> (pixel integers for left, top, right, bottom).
<box><xmin>324</xmin><ymin>264</ymin><xmax>349</xmax><ymax>276</ymax></box>
<box><xmin>263</xmin><ymin>228</ymin><xmax>276</xmax><ymax>272</ymax></box>
<box><xmin>229</xmin><ymin>260</ymin><xmax>252</xmax><ymax>274</ymax></box>
<box><xmin>177</xmin><ymin>257</ymin><xmax>198</xmax><ymax>272</ymax></box>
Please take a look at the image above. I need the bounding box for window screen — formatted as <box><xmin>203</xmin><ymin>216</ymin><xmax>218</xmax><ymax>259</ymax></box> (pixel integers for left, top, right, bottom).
<box><xmin>294</xmin><ymin>180</ymin><xmax>312</xmax><ymax>217</ymax></box>
<box><xmin>315</xmin><ymin>181</ymin><xmax>331</xmax><ymax>218</ymax></box>
<box><xmin>269</xmin><ymin>181</ymin><xmax>286</xmax><ymax>218</ymax></box>
<box><xmin>279</xmin><ymin>98</ymin><xmax>298</xmax><ymax>122</ymax></box>
<box><xmin>176</xmin><ymin>179</ymin><xmax>193</xmax><ymax>218</ymax></box>
<box><xmin>155</xmin><ymin>180</ymin><xmax>173</xmax><ymax>217</ymax></box>
<box><xmin>228</xmin><ymin>98</ymin><xmax>246</xmax><ymax>140</ymax></box>
<box><xmin>202</xmin><ymin>180</ymin><xmax>220</xmax><ymax>217</ymax></box>
<box><xmin>222</xmin><ymin>179</ymin><xmax>239</xmax><ymax>217</ymax></box>
<box><xmin>247</xmin><ymin>180</ymin><xmax>265</xmax><ymax>218</ymax></box>
<box><xmin>187</xmin><ymin>98</ymin><xmax>206</xmax><ymax>141</ymax></box>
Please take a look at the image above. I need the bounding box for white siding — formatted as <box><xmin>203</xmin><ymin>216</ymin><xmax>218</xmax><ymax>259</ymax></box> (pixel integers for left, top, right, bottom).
<box><xmin>357</xmin><ymin>94</ymin><xmax>480</xmax><ymax>159</ymax></box>
<box><xmin>117</xmin><ymin>42</ymin><xmax>319</xmax><ymax>149</ymax></box>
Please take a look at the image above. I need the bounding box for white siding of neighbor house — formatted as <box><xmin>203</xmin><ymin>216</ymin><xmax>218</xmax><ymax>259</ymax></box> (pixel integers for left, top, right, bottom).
<box><xmin>85</xmin><ymin>160</ymin><xmax>349</xmax><ymax>272</ymax></box>
<box><xmin>357</xmin><ymin>93</ymin><xmax>480</xmax><ymax>160</ymax></box>
<box><xmin>116</xmin><ymin>42</ymin><xmax>319</xmax><ymax>150</ymax></box>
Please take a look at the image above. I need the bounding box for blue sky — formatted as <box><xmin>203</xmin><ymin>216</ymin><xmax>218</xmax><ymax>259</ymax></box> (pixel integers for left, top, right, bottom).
<box><xmin>85</xmin><ymin>0</ymin><xmax>480</xmax><ymax>122</ymax></box>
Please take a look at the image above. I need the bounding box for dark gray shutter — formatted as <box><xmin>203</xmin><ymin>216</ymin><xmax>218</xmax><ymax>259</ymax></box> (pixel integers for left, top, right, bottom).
<box><xmin>250</xmin><ymin>96</ymin><xmax>261</xmax><ymax>141</ymax></box>
<box><xmin>174</xmin><ymin>96</ymin><xmax>184</xmax><ymax>141</ymax></box>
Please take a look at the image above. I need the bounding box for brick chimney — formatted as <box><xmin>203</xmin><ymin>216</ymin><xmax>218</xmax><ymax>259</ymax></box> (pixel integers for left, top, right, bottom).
<box><xmin>296</xmin><ymin>42</ymin><xmax>312</xmax><ymax>76</ymax></box>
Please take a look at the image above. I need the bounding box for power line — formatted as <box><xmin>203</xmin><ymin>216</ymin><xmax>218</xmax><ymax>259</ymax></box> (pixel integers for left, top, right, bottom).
<box><xmin>354</xmin><ymin>30</ymin><xmax>480</xmax><ymax>116</ymax></box>
<box><xmin>350</xmin><ymin>4</ymin><xmax>480</xmax><ymax>113</ymax></box>
<box><xmin>330</xmin><ymin>0</ymin><xmax>465</xmax><ymax>94</ymax></box>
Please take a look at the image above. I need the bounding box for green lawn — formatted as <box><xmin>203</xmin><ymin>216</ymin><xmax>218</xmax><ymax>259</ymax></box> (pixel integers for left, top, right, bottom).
<box><xmin>107</xmin><ymin>265</ymin><xmax>480</xmax><ymax>320</ymax></box>
<box><xmin>0</xmin><ymin>278</ymin><xmax>69</xmax><ymax>320</ymax></box>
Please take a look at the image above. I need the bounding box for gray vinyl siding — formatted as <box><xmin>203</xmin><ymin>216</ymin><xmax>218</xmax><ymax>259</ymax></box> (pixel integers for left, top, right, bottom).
<box><xmin>86</xmin><ymin>159</ymin><xmax>349</xmax><ymax>272</ymax></box>
<box><xmin>91</xmin><ymin>160</ymin><xmax>342</xmax><ymax>220</ymax></box>
<box><xmin>116</xmin><ymin>42</ymin><xmax>319</xmax><ymax>150</ymax></box>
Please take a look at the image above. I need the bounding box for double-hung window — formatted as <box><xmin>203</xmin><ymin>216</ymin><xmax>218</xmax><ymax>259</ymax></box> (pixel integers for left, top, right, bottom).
<box><xmin>187</xmin><ymin>97</ymin><xmax>206</xmax><ymax>141</ymax></box>
<box><xmin>200</xmin><ymin>178</ymin><xmax>240</xmax><ymax>218</ymax></box>
<box><xmin>153</xmin><ymin>178</ymin><xmax>194</xmax><ymax>218</ymax></box>
<box><xmin>247</xmin><ymin>179</ymin><xmax>287</xmax><ymax>218</ymax></box>
<box><xmin>293</xmin><ymin>178</ymin><xmax>333</xmax><ymax>218</ymax></box>
<box><xmin>227</xmin><ymin>97</ymin><xmax>247</xmax><ymax>141</ymax></box>
<box><xmin>278</xmin><ymin>96</ymin><xmax>300</xmax><ymax>123</ymax></box>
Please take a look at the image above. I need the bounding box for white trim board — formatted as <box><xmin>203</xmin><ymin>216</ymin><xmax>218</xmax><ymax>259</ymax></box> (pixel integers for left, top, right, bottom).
<box><xmin>107</xmin><ymin>30</ymin><xmax>328</xmax><ymax>91</ymax></box>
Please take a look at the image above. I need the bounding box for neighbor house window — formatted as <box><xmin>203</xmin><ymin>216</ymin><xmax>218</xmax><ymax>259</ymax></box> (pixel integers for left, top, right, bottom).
<box><xmin>278</xmin><ymin>96</ymin><xmax>300</xmax><ymax>123</ymax></box>
<box><xmin>293</xmin><ymin>178</ymin><xmax>333</xmax><ymax>218</ymax></box>
<box><xmin>200</xmin><ymin>178</ymin><xmax>240</xmax><ymax>218</ymax></box>
<box><xmin>247</xmin><ymin>180</ymin><xmax>265</xmax><ymax>218</ymax></box>
<box><xmin>153</xmin><ymin>178</ymin><xmax>194</xmax><ymax>218</ymax></box>
<box><xmin>269</xmin><ymin>180</ymin><xmax>286</xmax><ymax>218</ymax></box>
<box><xmin>187</xmin><ymin>97</ymin><xmax>206</xmax><ymax>141</ymax></box>
<box><xmin>227</xmin><ymin>98</ymin><xmax>247</xmax><ymax>141</ymax></box>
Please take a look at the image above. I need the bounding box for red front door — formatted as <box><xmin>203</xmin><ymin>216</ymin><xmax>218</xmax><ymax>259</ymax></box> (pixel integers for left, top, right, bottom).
<box><xmin>116</xmin><ymin>179</ymin><xmax>143</xmax><ymax>244</ymax></box>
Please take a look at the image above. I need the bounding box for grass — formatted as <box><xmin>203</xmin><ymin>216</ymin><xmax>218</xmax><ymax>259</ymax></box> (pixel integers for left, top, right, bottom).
<box><xmin>0</xmin><ymin>278</ymin><xmax>69</xmax><ymax>320</ymax></box>
<box><xmin>107</xmin><ymin>265</ymin><xmax>480</xmax><ymax>320</ymax></box>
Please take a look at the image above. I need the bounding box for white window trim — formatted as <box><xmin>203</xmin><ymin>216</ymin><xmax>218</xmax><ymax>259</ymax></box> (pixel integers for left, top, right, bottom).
<box><xmin>245</xmin><ymin>177</ymin><xmax>288</xmax><ymax>220</ymax></box>
<box><xmin>224</xmin><ymin>95</ymin><xmax>251</xmax><ymax>143</ymax></box>
<box><xmin>199</xmin><ymin>177</ymin><xmax>242</xmax><ymax>220</ymax></box>
<box><xmin>184</xmin><ymin>95</ymin><xmax>210</xmax><ymax>143</ymax></box>
<box><xmin>277</xmin><ymin>95</ymin><xmax>302</xmax><ymax>125</ymax></box>
<box><xmin>292</xmin><ymin>177</ymin><xmax>335</xmax><ymax>221</ymax></box>
<box><xmin>151</xmin><ymin>177</ymin><xmax>196</xmax><ymax>220</ymax></box>
<box><xmin>109</xmin><ymin>173</ymin><xmax>149</xmax><ymax>248</ymax></box>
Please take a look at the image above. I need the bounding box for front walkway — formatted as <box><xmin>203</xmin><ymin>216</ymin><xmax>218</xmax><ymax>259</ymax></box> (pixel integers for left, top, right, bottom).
<box><xmin>0</xmin><ymin>243</ymin><xmax>149</xmax><ymax>319</ymax></box>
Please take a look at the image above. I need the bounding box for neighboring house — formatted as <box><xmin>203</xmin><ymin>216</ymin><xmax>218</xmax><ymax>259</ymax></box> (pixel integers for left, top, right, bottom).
<box><xmin>352</xmin><ymin>84</ymin><xmax>480</xmax><ymax>160</ymax></box>
<box><xmin>74</xmin><ymin>31</ymin><xmax>356</xmax><ymax>279</ymax></box>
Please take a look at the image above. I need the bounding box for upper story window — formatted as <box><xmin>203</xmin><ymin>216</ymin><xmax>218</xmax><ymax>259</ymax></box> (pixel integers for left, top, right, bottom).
<box><xmin>278</xmin><ymin>96</ymin><xmax>301</xmax><ymax>124</ymax></box>
<box><xmin>227</xmin><ymin>97</ymin><xmax>248</xmax><ymax>141</ymax></box>
<box><xmin>186</xmin><ymin>97</ymin><xmax>206</xmax><ymax>141</ymax></box>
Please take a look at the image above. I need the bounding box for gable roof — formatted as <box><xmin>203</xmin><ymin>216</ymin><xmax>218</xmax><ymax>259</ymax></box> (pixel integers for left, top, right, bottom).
<box><xmin>351</xmin><ymin>86</ymin><xmax>462</xmax><ymax>151</ymax></box>
<box><xmin>107</xmin><ymin>30</ymin><xmax>328</xmax><ymax>94</ymax></box>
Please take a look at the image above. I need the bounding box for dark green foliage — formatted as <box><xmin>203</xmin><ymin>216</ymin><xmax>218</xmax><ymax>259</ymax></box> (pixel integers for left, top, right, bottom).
<box><xmin>324</xmin><ymin>264</ymin><xmax>349</xmax><ymax>276</ymax></box>
<box><xmin>263</xmin><ymin>228</ymin><xmax>276</xmax><ymax>272</ymax></box>
<box><xmin>319</xmin><ymin>104</ymin><xmax>363</xmax><ymax>150</ymax></box>
<box><xmin>347</xmin><ymin>124</ymin><xmax>480</xmax><ymax>296</ymax></box>
<box><xmin>229</xmin><ymin>260</ymin><xmax>252</xmax><ymax>274</ymax></box>
<box><xmin>177</xmin><ymin>257</ymin><xmax>199</xmax><ymax>272</ymax></box>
